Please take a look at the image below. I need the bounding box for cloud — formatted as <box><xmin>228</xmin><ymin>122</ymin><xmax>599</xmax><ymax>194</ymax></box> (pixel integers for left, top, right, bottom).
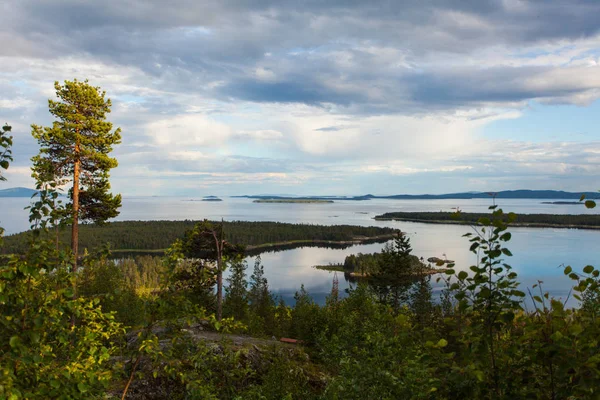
<box><xmin>4</xmin><ymin>0</ymin><xmax>600</xmax><ymax>113</ymax></box>
<box><xmin>146</xmin><ymin>114</ymin><xmax>232</xmax><ymax>147</ymax></box>
<box><xmin>1</xmin><ymin>1</ymin><xmax>600</xmax><ymax>195</ymax></box>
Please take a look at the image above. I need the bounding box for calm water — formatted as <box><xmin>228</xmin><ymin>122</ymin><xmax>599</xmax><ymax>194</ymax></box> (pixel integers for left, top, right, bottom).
<box><xmin>1</xmin><ymin>196</ymin><xmax>599</xmax><ymax>304</ymax></box>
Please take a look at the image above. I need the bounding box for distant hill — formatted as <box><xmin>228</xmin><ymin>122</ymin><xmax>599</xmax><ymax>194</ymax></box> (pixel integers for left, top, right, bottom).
<box><xmin>0</xmin><ymin>187</ymin><xmax>37</xmax><ymax>198</ymax></box>
<box><xmin>380</xmin><ymin>190</ymin><xmax>600</xmax><ymax>200</ymax></box>
<box><xmin>235</xmin><ymin>190</ymin><xmax>600</xmax><ymax>201</ymax></box>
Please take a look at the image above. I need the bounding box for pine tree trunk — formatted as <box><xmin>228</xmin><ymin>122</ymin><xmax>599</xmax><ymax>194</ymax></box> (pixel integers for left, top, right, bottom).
<box><xmin>215</xmin><ymin>222</ymin><xmax>224</xmax><ymax>321</ymax></box>
<box><xmin>71</xmin><ymin>141</ymin><xmax>80</xmax><ymax>278</ymax></box>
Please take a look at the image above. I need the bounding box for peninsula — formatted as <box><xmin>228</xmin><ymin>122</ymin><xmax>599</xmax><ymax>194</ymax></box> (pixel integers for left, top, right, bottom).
<box><xmin>1</xmin><ymin>220</ymin><xmax>395</xmax><ymax>255</ymax></box>
<box><xmin>253</xmin><ymin>199</ymin><xmax>333</xmax><ymax>204</ymax></box>
<box><xmin>374</xmin><ymin>211</ymin><xmax>600</xmax><ymax>230</ymax></box>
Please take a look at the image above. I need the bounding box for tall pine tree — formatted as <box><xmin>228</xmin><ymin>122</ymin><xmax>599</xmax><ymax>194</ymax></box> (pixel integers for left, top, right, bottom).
<box><xmin>31</xmin><ymin>80</ymin><xmax>122</xmax><ymax>274</ymax></box>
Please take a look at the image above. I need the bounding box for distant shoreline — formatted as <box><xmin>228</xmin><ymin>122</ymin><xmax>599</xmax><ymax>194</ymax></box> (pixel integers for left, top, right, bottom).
<box><xmin>233</xmin><ymin>190</ymin><xmax>600</xmax><ymax>201</ymax></box>
<box><xmin>374</xmin><ymin>211</ymin><xmax>600</xmax><ymax>230</ymax></box>
<box><xmin>253</xmin><ymin>199</ymin><xmax>334</xmax><ymax>204</ymax></box>
<box><xmin>105</xmin><ymin>235</ymin><xmax>397</xmax><ymax>257</ymax></box>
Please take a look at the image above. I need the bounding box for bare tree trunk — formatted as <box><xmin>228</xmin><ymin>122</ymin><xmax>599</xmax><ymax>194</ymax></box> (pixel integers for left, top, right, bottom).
<box><xmin>214</xmin><ymin>224</ymin><xmax>224</xmax><ymax>321</ymax></box>
<box><xmin>216</xmin><ymin>256</ymin><xmax>223</xmax><ymax>321</ymax></box>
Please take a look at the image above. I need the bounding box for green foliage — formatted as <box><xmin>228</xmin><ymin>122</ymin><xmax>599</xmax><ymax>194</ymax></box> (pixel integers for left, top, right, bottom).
<box><xmin>318</xmin><ymin>284</ymin><xmax>444</xmax><ymax>399</ymax></box>
<box><xmin>0</xmin><ymin>240</ymin><xmax>124</xmax><ymax>399</ymax></box>
<box><xmin>78</xmin><ymin>256</ymin><xmax>149</xmax><ymax>326</ymax></box>
<box><xmin>0</xmin><ymin>123</ymin><xmax>13</xmax><ymax>241</ymax></box>
<box><xmin>120</xmin><ymin>255</ymin><xmax>166</xmax><ymax>291</ymax></box>
<box><xmin>247</xmin><ymin>257</ymin><xmax>276</xmax><ymax>335</ymax></box>
<box><xmin>580</xmin><ymin>192</ymin><xmax>597</xmax><ymax>209</ymax></box>
<box><xmin>127</xmin><ymin>334</ymin><xmax>323</xmax><ymax>399</ymax></box>
<box><xmin>169</xmin><ymin>254</ymin><xmax>217</xmax><ymax>312</ymax></box>
<box><xmin>0</xmin><ymin>124</ymin><xmax>12</xmax><ymax>182</ymax></box>
<box><xmin>30</xmin><ymin>79</ymin><xmax>122</xmax><ymax>257</ymax></box>
<box><xmin>370</xmin><ymin>232</ymin><xmax>419</xmax><ymax>312</ymax></box>
<box><xmin>441</xmin><ymin>206</ymin><xmax>524</xmax><ymax>397</ymax></box>
<box><xmin>290</xmin><ymin>285</ymin><xmax>326</xmax><ymax>343</ymax></box>
<box><xmin>223</xmin><ymin>256</ymin><xmax>249</xmax><ymax>321</ymax></box>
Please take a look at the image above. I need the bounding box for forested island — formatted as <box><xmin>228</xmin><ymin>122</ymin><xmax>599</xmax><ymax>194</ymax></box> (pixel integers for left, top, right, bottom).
<box><xmin>1</xmin><ymin>220</ymin><xmax>396</xmax><ymax>255</ymax></box>
<box><xmin>315</xmin><ymin>242</ymin><xmax>447</xmax><ymax>278</ymax></box>
<box><xmin>375</xmin><ymin>211</ymin><xmax>600</xmax><ymax>229</ymax></box>
<box><xmin>253</xmin><ymin>199</ymin><xmax>334</xmax><ymax>203</ymax></box>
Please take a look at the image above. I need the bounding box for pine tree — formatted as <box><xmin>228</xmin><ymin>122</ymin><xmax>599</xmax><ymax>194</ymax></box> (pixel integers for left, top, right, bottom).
<box><xmin>249</xmin><ymin>256</ymin><xmax>268</xmax><ymax>308</ymax></box>
<box><xmin>248</xmin><ymin>256</ymin><xmax>275</xmax><ymax>330</ymax></box>
<box><xmin>31</xmin><ymin>80</ymin><xmax>122</xmax><ymax>274</ymax></box>
<box><xmin>372</xmin><ymin>231</ymin><xmax>414</xmax><ymax>312</ymax></box>
<box><xmin>223</xmin><ymin>256</ymin><xmax>248</xmax><ymax>321</ymax></box>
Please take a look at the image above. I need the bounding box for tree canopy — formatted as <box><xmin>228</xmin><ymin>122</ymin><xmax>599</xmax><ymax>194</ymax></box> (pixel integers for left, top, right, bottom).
<box><xmin>31</xmin><ymin>80</ymin><xmax>122</xmax><ymax>270</ymax></box>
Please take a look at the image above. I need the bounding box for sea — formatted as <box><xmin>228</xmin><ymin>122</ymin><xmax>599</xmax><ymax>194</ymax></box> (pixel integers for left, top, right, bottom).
<box><xmin>1</xmin><ymin>196</ymin><xmax>599</xmax><ymax>305</ymax></box>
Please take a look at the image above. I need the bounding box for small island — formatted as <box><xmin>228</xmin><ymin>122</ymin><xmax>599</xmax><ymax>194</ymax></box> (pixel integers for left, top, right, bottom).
<box><xmin>182</xmin><ymin>196</ymin><xmax>223</xmax><ymax>202</ymax></box>
<box><xmin>315</xmin><ymin>249</ymin><xmax>448</xmax><ymax>278</ymax></box>
<box><xmin>203</xmin><ymin>196</ymin><xmax>223</xmax><ymax>202</ymax></box>
<box><xmin>253</xmin><ymin>199</ymin><xmax>334</xmax><ymax>204</ymax></box>
<box><xmin>541</xmin><ymin>201</ymin><xmax>580</xmax><ymax>205</ymax></box>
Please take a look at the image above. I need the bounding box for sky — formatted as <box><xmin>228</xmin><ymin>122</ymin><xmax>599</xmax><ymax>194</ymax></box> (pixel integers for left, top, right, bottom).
<box><xmin>1</xmin><ymin>0</ymin><xmax>600</xmax><ymax>196</ymax></box>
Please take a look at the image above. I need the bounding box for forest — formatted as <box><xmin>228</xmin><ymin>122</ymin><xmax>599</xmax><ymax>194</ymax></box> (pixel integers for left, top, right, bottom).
<box><xmin>1</xmin><ymin>220</ymin><xmax>396</xmax><ymax>255</ymax></box>
<box><xmin>3</xmin><ymin>81</ymin><xmax>600</xmax><ymax>399</ymax></box>
<box><xmin>375</xmin><ymin>211</ymin><xmax>600</xmax><ymax>228</ymax></box>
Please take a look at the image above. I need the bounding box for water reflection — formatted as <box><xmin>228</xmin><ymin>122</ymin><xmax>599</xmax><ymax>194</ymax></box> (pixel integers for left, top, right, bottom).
<box><xmin>241</xmin><ymin>225</ymin><xmax>599</xmax><ymax>306</ymax></box>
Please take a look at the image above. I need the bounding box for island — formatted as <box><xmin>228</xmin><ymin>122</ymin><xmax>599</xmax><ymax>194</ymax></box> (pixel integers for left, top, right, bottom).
<box><xmin>314</xmin><ymin>251</ymin><xmax>448</xmax><ymax>278</ymax></box>
<box><xmin>374</xmin><ymin>211</ymin><xmax>600</xmax><ymax>230</ymax></box>
<box><xmin>253</xmin><ymin>199</ymin><xmax>334</xmax><ymax>204</ymax></box>
<box><xmin>202</xmin><ymin>196</ymin><xmax>223</xmax><ymax>202</ymax></box>
<box><xmin>541</xmin><ymin>201</ymin><xmax>580</xmax><ymax>205</ymax></box>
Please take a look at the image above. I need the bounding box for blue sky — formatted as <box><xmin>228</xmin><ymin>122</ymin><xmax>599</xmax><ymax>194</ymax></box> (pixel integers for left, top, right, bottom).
<box><xmin>1</xmin><ymin>0</ymin><xmax>599</xmax><ymax>196</ymax></box>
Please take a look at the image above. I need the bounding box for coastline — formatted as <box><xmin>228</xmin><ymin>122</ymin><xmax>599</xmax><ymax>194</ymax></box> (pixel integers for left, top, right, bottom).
<box><xmin>374</xmin><ymin>217</ymin><xmax>600</xmax><ymax>230</ymax></box>
<box><xmin>109</xmin><ymin>234</ymin><xmax>397</xmax><ymax>257</ymax></box>
<box><xmin>374</xmin><ymin>211</ymin><xmax>600</xmax><ymax>230</ymax></box>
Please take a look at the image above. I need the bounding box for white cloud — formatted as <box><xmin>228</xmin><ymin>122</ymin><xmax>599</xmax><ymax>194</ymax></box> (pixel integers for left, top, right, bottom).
<box><xmin>147</xmin><ymin>114</ymin><xmax>232</xmax><ymax>146</ymax></box>
<box><xmin>1</xmin><ymin>1</ymin><xmax>600</xmax><ymax>195</ymax></box>
<box><xmin>233</xmin><ymin>129</ymin><xmax>283</xmax><ymax>141</ymax></box>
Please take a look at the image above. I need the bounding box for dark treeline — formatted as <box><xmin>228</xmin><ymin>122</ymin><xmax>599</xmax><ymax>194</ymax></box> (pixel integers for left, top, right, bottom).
<box><xmin>375</xmin><ymin>211</ymin><xmax>600</xmax><ymax>228</ymax></box>
<box><xmin>245</xmin><ymin>235</ymin><xmax>394</xmax><ymax>256</ymax></box>
<box><xmin>1</xmin><ymin>220</ymin><xmax>396</xmax><ymax>255</ymax></box>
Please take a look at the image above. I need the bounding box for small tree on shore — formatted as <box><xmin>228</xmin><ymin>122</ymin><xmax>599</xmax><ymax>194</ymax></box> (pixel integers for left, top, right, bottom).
<box><xmin>31</xmin><ymin>80</ymin><xmax>122</xmax><ymax>274</ymax></box>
